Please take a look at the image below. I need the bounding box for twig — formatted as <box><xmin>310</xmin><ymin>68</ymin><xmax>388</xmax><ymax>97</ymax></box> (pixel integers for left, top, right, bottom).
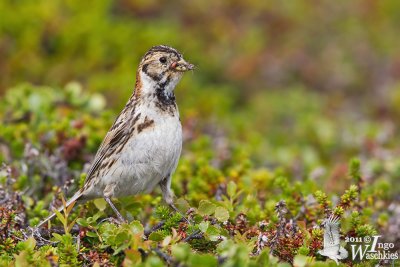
<box><xmin>138</xmin><ymin>248</ymin><xmax>147</xmax><ymax>262</ymax></box>
<box><xmin>21</xmin><ymin>227</ymin><xmax>58</xmax><ymax>246</ymax></box>
<box><xmin>152</xmin><ymin>247</ymin><xmax>173</xmax><ymax>265</ymax></box>
<box><xmin>77</xmin><ymin>233</ymin><xmax>81</xmax><ymax>253</ymax></box>
<box><xmin>217</xmin><ymin>256</ymin><xmax>227</xmax><ymax>265</ymax></box>
<box><xmin>215</xmin><ymin>184</ymin><xmax>224</xmax><ymax>201</ymax></box>
<box><xmin>144</xmin><ymin>220</ymin><xmax>165</xmax><ymax>238</ymax></box>
<box><xmin>270</xmin><ymin>201</ymin><xmax>287</xmax><ymax>254</ymax></box>
<box><xmin>182</xmin><ymin>230</ymin><xmax>202</xmax><ymax>242</ymax></box>
<box><xmin>33</xmin><ymin>225</ymin><xmax>80</xmax><ymax>239</ymax></box>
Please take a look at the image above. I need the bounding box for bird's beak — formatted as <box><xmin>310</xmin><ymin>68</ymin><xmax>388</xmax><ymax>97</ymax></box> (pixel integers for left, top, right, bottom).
<box><xmin>170</xmin><ymin>59</ymin><xmax>195</xmax><ymax>72</ymax></box>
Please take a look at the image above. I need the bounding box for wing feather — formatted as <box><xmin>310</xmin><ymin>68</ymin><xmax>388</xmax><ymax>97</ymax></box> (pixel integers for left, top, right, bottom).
<box><xmin>82</xmin><ymin>105</ymin><xmax>138</xmax><ymax>189</ymax></box>
<box><xmin>36</xmin><ymin>100</ymin><xmax>138</xmax><ymax>227</ymax></box>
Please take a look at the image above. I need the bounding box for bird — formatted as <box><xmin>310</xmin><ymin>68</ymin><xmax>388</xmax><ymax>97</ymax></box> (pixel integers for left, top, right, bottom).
<box><xmin>318</xmin><ymin>215</ymin><xmax>348</xmax><ymax>265</ymax></box>
<box><xmin>37</xmin><ymin>45</ymin><xmax>194</xmax><ymax>227</ymax></box>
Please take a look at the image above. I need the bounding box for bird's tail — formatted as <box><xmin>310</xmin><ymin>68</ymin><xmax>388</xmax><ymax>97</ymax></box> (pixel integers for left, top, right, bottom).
<box><xmin>36</xmin><ymin>191</ymin><xmax>83</xmax><ymax>228</ymax></box>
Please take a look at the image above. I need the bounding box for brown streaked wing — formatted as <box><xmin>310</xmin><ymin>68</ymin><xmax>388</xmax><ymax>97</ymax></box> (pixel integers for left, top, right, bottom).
<box><xmin>81</xmin><ymin>106</ymin><xmax>135</xmax><ymax>189</ymax></box>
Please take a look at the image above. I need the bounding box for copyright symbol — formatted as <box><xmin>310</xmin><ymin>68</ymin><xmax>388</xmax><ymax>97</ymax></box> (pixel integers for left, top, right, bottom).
<box><xmin>364</xmin><ymin>236</ymin><xmax>371</xmax><ymax>243</ymax></box>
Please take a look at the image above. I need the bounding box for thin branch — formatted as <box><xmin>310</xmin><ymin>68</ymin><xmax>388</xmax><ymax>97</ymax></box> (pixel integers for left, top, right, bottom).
<box><xmin>182</xmin><ymin>230</ymin><xmax>203</xmax><ymax>242</ymax></box>
<box><xmin>33</xmin><ymin>225</ymin><xmax>80</xmax><ymax>239</ymax></box>
<box><xmin>144</xmin><ymin>220</ymin><xmax>165</xmax><ymax>239</ymax></box>
<box><xmin>152</xmin><ymin>247</ymin><xmax>173</xmax><ymax>265</ymax></box>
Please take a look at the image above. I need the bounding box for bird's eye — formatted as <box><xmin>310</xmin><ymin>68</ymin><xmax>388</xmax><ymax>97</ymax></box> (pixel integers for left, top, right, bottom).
<box><xmin>159</xmin><ymin>57</ymin><xmax>167</xmax><ymax>64</ymax></box>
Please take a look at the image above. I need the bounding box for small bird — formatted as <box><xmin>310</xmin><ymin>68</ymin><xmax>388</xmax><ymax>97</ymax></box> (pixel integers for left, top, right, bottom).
<box><xmin>37</xmin><ymin>45</ymin><xmax>194</xmax><ymax>227</ymax></box>
<box><xmin>318</xmin><ymin>215</ymin><xmax>348</xmax><ymax>265</ymax></box>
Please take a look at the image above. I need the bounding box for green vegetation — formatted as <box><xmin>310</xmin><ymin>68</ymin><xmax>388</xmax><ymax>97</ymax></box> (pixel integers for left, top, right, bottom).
<box><xmin>1</xmin><ymin>1</ymin><xmax>399</xmax><ymax>266</ymax></box>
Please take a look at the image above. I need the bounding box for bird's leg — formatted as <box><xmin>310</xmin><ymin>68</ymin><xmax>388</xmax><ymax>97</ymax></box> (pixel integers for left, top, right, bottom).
<box><xmin>104</xmin><ymin>197</ymin><xmax>127</xmax><ymax>223</ymax></box>
<box><xmin>159</xmin><ymin>176</ymin><xmax>190</xmax><ymax>224</ymax></box>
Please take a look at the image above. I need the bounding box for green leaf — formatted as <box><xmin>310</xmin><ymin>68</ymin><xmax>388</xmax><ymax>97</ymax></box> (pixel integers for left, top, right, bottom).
<box><xmin>227</xmin><ymin>181</ymin><xmax>237</xmax><ymax>198</ymax></box>
<box><xmin>94</xmin><ymin>198</ymin><xmax>107</xmax><ymax>211</ymax></box>
<box><xmin>171</xmin><ymin>243</ymin><xmax>191</xmax><ymax>261</ymax></box>
<box><xmin>115</xmin><ymin>232</ymin><xmax>130</xmax><ymax>244</ymax></box>
<box><xmin>92</xmin><ymin>211</ymin><xmax>105</xmax><ymax>221</ymax></box>
<box><xmin>293</xmin><ymin>255</ymin><xmax>308</xmax><ymax>267</ymax></box>
<box><xmin>198</xmin><ymin>200</ymin><xmax>216</xmax><ymax>216</ymax></box>
<box><xmin>25</xmin><ymin>237</ymin><xmax>36</xmax><ymax>250</ymax></box>
<box><xmin>148</xmin><ymin>231</ymin><xmax>164</xmax><ymax>242</ymax></box>
<box><xmin>188</xmin><ymin>253</ymin><xmax>218</xmax><ymax>267</ymax></box>
<box><xmin>214</xmin><ymin>206</ymin><xmax>229</xmax><ymax>222</ymax></box>
<box><xmin>65</xmin><ymin>199</ymin><xmax>76</xmax><ymax>215</ymax></box>
<box><xmin>206</xmin><ymin>225</ymin><xmax>221</xmax><ymax>241</ymax></box>
<box><xmin>114</xmin><ymin>242</ymin><xmax>131</xmax><ymax>255</ymax></box>
<box><xmin>86</xmin><ymin>231</ymin><xmax>98</xmax><ymax>238</ymax></box>
<box><xmin>277</xmin><ymin>263</ymin><xmax>292</xmax><ymax>267</ymax></box>
<box><xmin>67</xmin><ymin>218</ymin><xmax>78</xmax><ymax>233</ymax></box>
<box><xmin>76</xmin><ymin>218</ymin><xmax>89</xmax><ymax>227</ymax></box>
<box><xmin>256</xmin><ymin>249</ymin><xmax>272</xmax><ymax>266</ymax></box>
<box><xmin>198</xmin><ymin>221</ymin><xmax>209</xmax><ymax>233</ymax></box>
<box><xmin>209</xmin><ymin>235</ymin><xmax>220</xmax><ymax>242</ymax></box>
<box><xmin>175</xmin><ymin>198</ymin><xmax>190</xmax><ymax>213</ymax></box>
<box><xmin>130</xmin><ymin>220</ymin><xmax>144</xmax><ymax>234</ymax></box>
<box><xmin>206</xmin><ymin>225</ymin><xmax>220</xmax><ymax>236</ymax></box>
<box><xmin>52</xmin><ymin>233</ymin><xmax>63</xmax><ymax>241</ymax></box>
<box><xmin>53</xmin><ymin>209</ymin><xmax>66</xmax><ymax>226</ymax></box>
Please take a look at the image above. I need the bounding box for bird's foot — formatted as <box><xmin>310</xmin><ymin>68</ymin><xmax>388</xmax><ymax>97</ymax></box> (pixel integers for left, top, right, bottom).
<box><xmin>104</xmin><ymin>197</ymin><xmax>128</xmax><ymax>224</ymax></box>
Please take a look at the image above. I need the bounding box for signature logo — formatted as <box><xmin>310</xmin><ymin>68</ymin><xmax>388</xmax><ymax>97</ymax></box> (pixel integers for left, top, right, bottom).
<box><xmin>318</xmin><ymin>215</ymin><xmax>348</xmax><ymax>265</ymax></box>
<box><xmin>345</xmin><ymin>235</ymin><xmax>398</xmax><ymax>261</ymax></box>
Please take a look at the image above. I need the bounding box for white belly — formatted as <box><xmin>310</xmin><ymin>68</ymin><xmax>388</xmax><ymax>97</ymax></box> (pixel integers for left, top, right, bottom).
<box><xmin>119</xmin><ymin>115</ymin><xmax>181</xmax><ymax>196</ymax></box>
<box><xmin>90</xmin><ymin>113</ymin><xmax>182</xmax><ymax>198</ymax></box>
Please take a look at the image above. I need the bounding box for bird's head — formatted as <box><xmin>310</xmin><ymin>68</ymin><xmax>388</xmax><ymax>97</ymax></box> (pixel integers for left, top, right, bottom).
<box><xmin>136</xmin><ymin>45</ymin><xmax>194</xmax><ymax>97</ymax></box>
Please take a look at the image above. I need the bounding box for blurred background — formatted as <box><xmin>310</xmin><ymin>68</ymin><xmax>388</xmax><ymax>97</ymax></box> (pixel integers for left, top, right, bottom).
<box><xmin>1</xmin><ymin>0</ymin><xmax>400</xmax><ymax>257</ymax></box>
<box><xmin>1</xmin><ymin>0</ymin><xmax>400</xmax><ymax>193</ymax></box>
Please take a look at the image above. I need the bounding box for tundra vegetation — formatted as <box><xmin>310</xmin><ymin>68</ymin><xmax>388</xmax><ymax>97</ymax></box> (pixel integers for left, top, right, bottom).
<box><xmin>0</xmin><ymin>1</ymin><xmax>399</xmax><ymax>266</ymax></box>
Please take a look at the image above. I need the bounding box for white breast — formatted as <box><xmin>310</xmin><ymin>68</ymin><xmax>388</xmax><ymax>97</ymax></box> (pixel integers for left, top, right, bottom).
<box><xmin>100</xmin><ymin>103</ymin><xmax>182</xmax><ymax>197</ymax></box>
